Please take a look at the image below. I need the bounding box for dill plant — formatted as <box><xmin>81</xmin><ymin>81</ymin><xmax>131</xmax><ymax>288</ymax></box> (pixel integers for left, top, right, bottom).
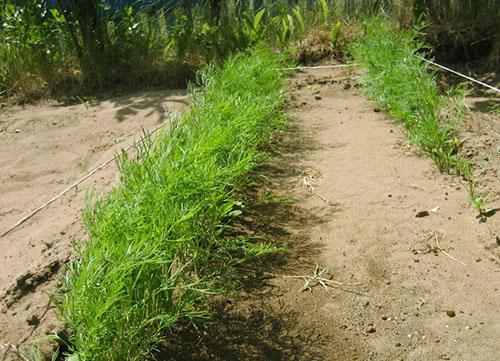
<box><xmin>351</xmin><ymin>20</ymin><xmax>470</xmax><ymax>177</ymax></box>
<box><xmin>56</xmin><ymin>47</ymin><xmax>288</xmax><ymax>361</ymax></box>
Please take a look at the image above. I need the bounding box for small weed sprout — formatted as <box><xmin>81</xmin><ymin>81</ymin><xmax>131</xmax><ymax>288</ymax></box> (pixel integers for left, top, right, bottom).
<box><xmin>468</xmin><ymin>182</ymin><xmax>494</xmax><ymax>218</ymax></box>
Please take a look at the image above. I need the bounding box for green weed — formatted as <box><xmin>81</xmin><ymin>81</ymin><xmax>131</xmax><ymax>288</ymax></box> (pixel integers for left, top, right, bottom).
<box><xmin>318</xmin><ymin>0</ymin><xmax>329</xmax><ymax>25</ymax></box>
<box><xmin>331</xmin><ymin>21</ymin><xmax>342</xmax><ymax>45</ymax></box>
<box><xmin>351</xmin><ymin>20</ymin><xmax>500</xmax><ymax>217</ymax></box>
<box><xmin>0</xmin><ymin>1</ymin><xmax>378</xmax><ymax>101</ymax></box>
<box><xmin>488</xmin><ymin>103</ymin><xmax>500</xmax><ymax>115</ymax></box>
<box><xmin>468</xmin><ymin>182</ymin><xmax>498</xmax><ymax>219</ymax></box>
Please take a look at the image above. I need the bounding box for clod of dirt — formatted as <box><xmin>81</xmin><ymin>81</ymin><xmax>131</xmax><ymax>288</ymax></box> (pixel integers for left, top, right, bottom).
<box><xmin>416</xmin><ymin>210</ymin><xmax>430</xmax><ymax>218</ymax></box>
<box><xmin>3</xmin><ymin>260</ymin><xmax>61</xmax><ymax>308</ymax></box>
<box><xmin>373</xmin><ymin>108</ymin><xmax>381</xmax><ymax>113</ymax></box>
<box><xmin>365</xmin><ymin>326</ymin><xmax>376</xmax><ymax>333</ymax></box>
<box><xmin>26</xmin><ymin>314</ymin><xmax>40</xmax><ymax>326</ymax></box>
<box><xmin>294</xmin><ymin>28</ymin><xmax>336</xmax><ymax>64</ymax></box>
<box><xmin>446</xmin><ymin>310</ymin><xmax>456</xmax><ymax>318</ymax></box>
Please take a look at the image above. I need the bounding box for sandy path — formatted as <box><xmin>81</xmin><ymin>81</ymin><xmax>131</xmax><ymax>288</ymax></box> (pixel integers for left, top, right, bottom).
<box><xmin>0</xmin><ymin>90</ymin><xmax>187</xmax><ymax>359</ymax></box>
<box><xmin>284</xmin><ymin>69</ymin><xmax>500</xmax><ymax>360</ymax></box>
<box><xmin>168</xmin><ymin>68</ymin><xmax>499</xmax><ymax>360</ymax></box>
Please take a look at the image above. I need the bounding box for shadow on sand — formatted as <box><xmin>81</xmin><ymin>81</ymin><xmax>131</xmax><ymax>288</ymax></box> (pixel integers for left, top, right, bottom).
<box><xmin>156</xmin><ymin>123</ymin><xmax>334</xmax><ymax>361</ymax></box>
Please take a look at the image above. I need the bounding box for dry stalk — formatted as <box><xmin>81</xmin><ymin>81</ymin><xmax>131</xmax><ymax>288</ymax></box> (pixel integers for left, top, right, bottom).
<box><xmin>283</xmin><ymin>262</ymin><xmax>360</xmax><ymax>292</ymax></box>
<box><xmin>303</xmin><ymin>176</ymin><xmax>336</xmax><ymax>206</ymax></box>
<box><xmin>435</xmin><ymin>235</ymin><xmax>467</xmax><ymax>266</ymax></box>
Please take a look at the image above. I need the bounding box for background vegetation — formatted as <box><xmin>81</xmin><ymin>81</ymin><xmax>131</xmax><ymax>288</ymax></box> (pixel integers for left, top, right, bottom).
<box><xmin>1</xmin><ymin>0</ymin><xmax>497</xmax><ymax>103</ymax></box>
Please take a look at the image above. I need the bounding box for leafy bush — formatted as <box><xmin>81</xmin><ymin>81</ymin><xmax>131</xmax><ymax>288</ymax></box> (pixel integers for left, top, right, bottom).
<box><xmin>0</xmin><ymin>0</ymin><xmax>73</xmax><ymax>100</ymax></box>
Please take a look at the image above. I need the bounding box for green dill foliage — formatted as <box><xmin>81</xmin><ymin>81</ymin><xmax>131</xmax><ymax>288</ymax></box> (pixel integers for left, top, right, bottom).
<box><xmin>351</xmin><ymin>20</ymin><xmax>470</xmax><ymax>177</ymax></box>
<box><xmin>56</xmin><ymin>47</ymin><xmax>287</xmax><ymax>361</ymax></box>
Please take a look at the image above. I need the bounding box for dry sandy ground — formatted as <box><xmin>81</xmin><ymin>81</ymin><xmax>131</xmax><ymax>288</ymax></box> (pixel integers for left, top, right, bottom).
<box><xmin>165</xmin><ymin>69</ymin><xmax>500</xmax><ymax>361</ymax></box>
<box><xmin>0</xmin><ymin>90</ymin><xmax>187</xmax><ymax>359</ymax></box>
<box><xmin>1</xmin><ymin>68</ymin><xmax>499</xmax><ymax>361</ymax></box>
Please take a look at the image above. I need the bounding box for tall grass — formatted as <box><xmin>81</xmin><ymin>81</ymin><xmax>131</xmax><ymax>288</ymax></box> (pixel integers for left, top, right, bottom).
<box><xmin>55</xmin><ymin>46</ymin><xmax>288</xmax><ymax>361</ymax></box>
<box><xmin>351</xmin><ymin>20</ymin><xmax>470</xmax><ymax>177</ymax></box>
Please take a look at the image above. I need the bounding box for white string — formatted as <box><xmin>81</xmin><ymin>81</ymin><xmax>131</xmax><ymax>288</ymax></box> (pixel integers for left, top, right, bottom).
<box><xmin>280</xmin><ymin>64</ymin><xmax>358</xmax><ymax>71</ymax></box>
<box><xmin>284</xmin><ymin>58</ymin><xmax>499</xmax><ymax>93</ymax></box>
<box><xmin>415</xmin><ymin>55</ymin><xmax>500</xmax><ymax>93</ymax></box>
<box><xmin>0</xmin><ymin>122</ymin><xmax>168</xmax><ymax>239</ymax></box>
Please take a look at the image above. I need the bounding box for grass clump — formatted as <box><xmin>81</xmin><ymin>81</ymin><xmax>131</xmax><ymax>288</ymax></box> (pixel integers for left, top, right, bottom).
<box><xmin>351</xmin><ymin>20</ymin><xmax>470</xmax><ymax>178</ymax></box>
<box><xmin>55</xmin><ymin>46</ymin><xmax>288</xmax><ymax>361</ymax></box>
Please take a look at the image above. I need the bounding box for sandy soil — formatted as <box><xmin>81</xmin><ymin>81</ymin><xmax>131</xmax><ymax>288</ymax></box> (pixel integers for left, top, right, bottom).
<box><xmin>164</xmin><ymin>68</ymin><xmax>499</xmax><ymax>360</ymax></box>
<box><xmin>1</xmin><ymin>67</ymin><xmax>498</xmax><ymax>361</ymax></box>
<box><xmin>0</xmin><ymin>90</ymin><xmax>187</xmax><ymax>359</ymax></box>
